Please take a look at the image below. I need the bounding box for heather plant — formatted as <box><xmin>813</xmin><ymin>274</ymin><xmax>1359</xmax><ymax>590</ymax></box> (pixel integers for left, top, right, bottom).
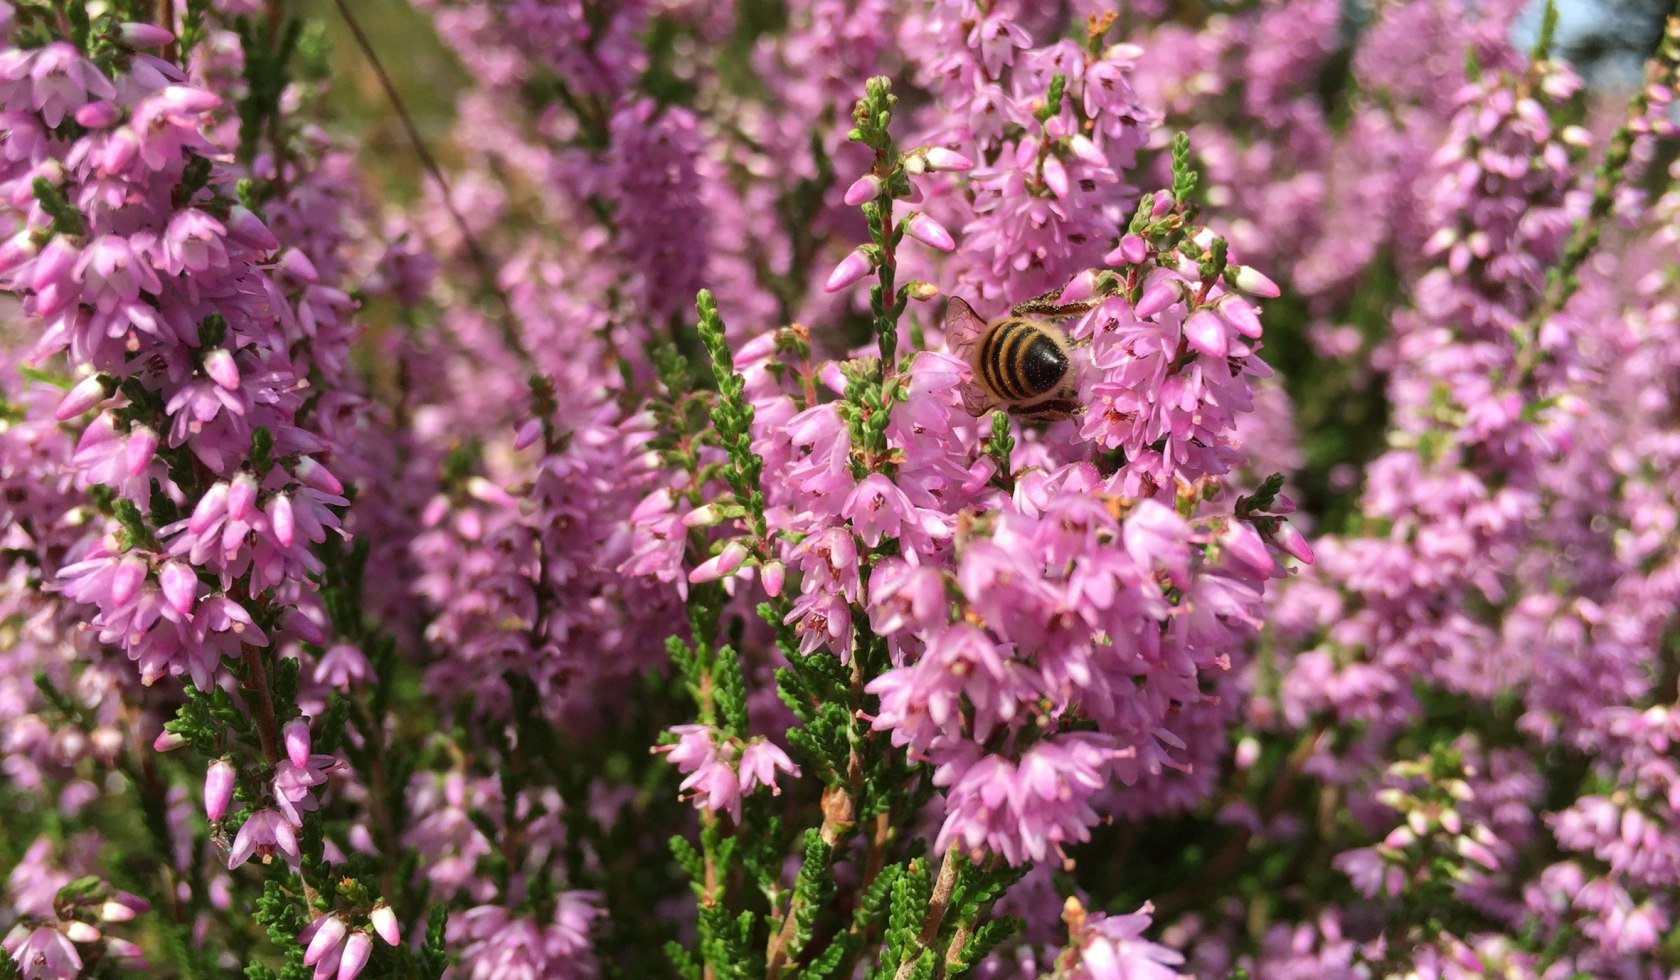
<box><xmin>3</xmin><ymin>1</ymin><xmax>1680</xmax><ymax>978</ymax></box>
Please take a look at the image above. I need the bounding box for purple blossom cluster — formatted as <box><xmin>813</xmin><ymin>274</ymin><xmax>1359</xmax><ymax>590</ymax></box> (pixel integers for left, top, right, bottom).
<box><xmin>4</xmin><ymin>0</ymin><xmax>1680</xmax><ymax>977</ymax></box>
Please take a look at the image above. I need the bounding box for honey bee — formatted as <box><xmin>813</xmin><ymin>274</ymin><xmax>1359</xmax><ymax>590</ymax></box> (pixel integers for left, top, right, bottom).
<box><xmin>944</xmin><ymin>288</ymin><xmax>1100</xmax><ymax>422</ymax></box>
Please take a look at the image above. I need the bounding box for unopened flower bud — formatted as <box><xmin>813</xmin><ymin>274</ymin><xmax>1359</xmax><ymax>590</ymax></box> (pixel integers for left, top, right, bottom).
<box><xmin>1184</xmin><ymin>310</ymin><xmax>1229</xmax><ymax>359</ymax></box>
<box><xmin>283</xmin><ymin>719</ymin><xmax>311</xmax><ymax>768</ymax></box>
<box><xmin>63</xmin><ymin>922</ymin><xmax>101</xmax><ymax>944</ymax></box>
<box><xmin>905</xmin><ymin>213</ymin><xmax>955</xmax><ymax>252</ymax></box>
<box><xmin>761</xmin><ymin>560</ymin><xmax>786</xmax><ymax>598</ymax></box>
<box><xmin>303</xmin><ymin>916</ymin><xmax>348</xmax><ymax>966</ymax></box>
<box><xmin>267</xmin><ymin>494</ymin><xmax>295</xmax><ymax>548</ymax></box>
<box><xmin>339</xmin><ymin>931</ymin><xmax>373</xmax><ymax>980</ymax></box>
<box><xmin>55</xmin><ymin>374</ymin><xmax>108</xmax><ymax>421</ymax></box>
<box><xmin>922</xmin><ymin>147</ymin><xmax>973</xmax><ymax>172</ymax></box>
<box><xmin>1041</xmin><ymin>155</ymin><xmax>1069</xmax><ymax>198</ymax></box>
<box><xmin>205</xmin><ymin>760</ymin><xmax>235</xmax><ymax>822</ymax></box>
<box><xmin>1229</xmin><ymin>267</ymin><xmax>1276</xmax><ymax>297</ymax></box>
<box><xmin>843</xmin><ymin>174</ymin><xmax>881</xmax><ymax>206</ymax></box>
<box><xmin>824</xmin><ymin>249</ymin><xmax>873</xmax><ymax>293</ymax></box>
<box><xmin>681</xmin><ymin>504</ymin><xmax>723</xmax><ymax>528</ymax></box>
<box><xmin>126</xmin><ymin>426</ymin><xmax>158</xmax><ymax>476</ymax></box>
<box><xmin>369</xmin><ymin>905</ymin><xmax>400</xmax><ymax>946</ymax></box>
<box><xmin>689</xmin><ymin>541</ymin><xmax>750</xmax><ymax>584</ymax></box>
<box><xmin>153</xmin><ymin>730</ymin><xmax>188</xmax><ymax>752</ymax></box>
<box><xmin>1134</xmin><ymin>280</ymin><xmax>1180</xmax><ymax>319</ymax></box>
<box><xmin>906</xmin><ymin>281</ymin><xmax>939</xmax><ymax>301</ymax></box>
<box><xmin>1272</xmin><ymin>520</ymin><xmax>1313</xmax><ymax>565</ymax></box>
<box><xmin>119</xmin><ymin>22</ymin><xmax>175</xmax><ymax>47</ymax></box>
<box><xmin>203</xmin><ymin>348</ymin><xmax>240</xmax><ymax>390</ymax></box>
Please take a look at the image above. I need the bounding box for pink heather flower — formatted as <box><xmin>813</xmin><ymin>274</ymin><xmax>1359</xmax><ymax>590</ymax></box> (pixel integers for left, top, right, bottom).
<box><xmin>824</xmin><ymin>248</ymin><xmax>873</xmax><ymax>292</ymax></box>
<box><xmin>227</xmin><ymin>808</ymin><xmax>300</xmax><ymax>869</ymax></box>
<box><xmin>3</xmin><ymin>926</ymin><xmax>82</xmax><ymax>980</ymax></box>
<box><xmin>737</xmin><ymin>740</ymin><xmax>800</xmax><ymax>795</ymax></box>
<box><xmin>313</xmin><ymin>643</ymin><xmax>370</xmax><ymax>691</ymax></box>
<box><xmin>1065</xmin><ymin>903</ymin><xmax>1185</xmax><ymax>980</ymax></box>
<box><xmin>905</xmin><ymin>212</ymin><xmax>956</xmax><ymax>252</ymax></box>
<box><xmin>20</xmin><ymin>43</ymin><xmax>116</xmax><ymax>127</ymax></box>
<box><xmin>1336</xmin><ymin>847</ymin><xmax>1406</xmax><ymax>898</ymax></box>
<box><xmin>72</xmin><ymin>234</ymin><xmax>160</xmax><ymax>313</ymax></box>
<box><xmin>273</xmin><ymin>754</ymin><xmax>338</xmax><ymax>827</ymax></box>
<box><xmin>204</xmin><ymin>760</ymin><xmax>235</xmax><ymax>822</ymax></box>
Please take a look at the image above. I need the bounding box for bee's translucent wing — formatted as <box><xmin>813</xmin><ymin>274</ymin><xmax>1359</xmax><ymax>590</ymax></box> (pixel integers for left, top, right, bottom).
<box><xmin>960</xmin><ymin>382</ymin><xmax>996</xmax><ymax>418</ymax></box>
<box><xmin>943</xmin><ymin>297</ymin><xmax>988</xmax><ymax>361</ymax></box>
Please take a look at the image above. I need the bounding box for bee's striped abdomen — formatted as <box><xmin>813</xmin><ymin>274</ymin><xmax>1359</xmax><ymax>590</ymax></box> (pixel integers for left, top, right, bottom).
<box><xmin>978</xmin><ymin>319</ymin><xmax>1068</xmax><ymax>401</ymax></box>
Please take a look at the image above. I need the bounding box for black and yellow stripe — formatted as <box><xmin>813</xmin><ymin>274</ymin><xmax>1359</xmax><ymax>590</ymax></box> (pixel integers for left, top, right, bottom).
<box><xmin>979</xmin><ymin>318</ymin><xmax>1066</xmax><ymax>401</ymax></box>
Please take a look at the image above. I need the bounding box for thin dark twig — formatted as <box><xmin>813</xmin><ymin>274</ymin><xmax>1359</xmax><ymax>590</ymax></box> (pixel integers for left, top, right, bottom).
<box><xmin>329</xmin><ymin>0</ymin><xmax>531</xmax><ymax>363</ymax></box>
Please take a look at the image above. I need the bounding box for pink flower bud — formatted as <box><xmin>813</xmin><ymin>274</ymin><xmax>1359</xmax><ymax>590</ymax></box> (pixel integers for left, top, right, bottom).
<box><xmin>119</xmin><ymin>22</ymin><xmax>176</xmax><ymax>47</ymax></box>
<box><xmin>681</xmin><ymin>504</ymin><xmax>722</xmax><ymax>528</ymax></box>
<box><xmin>55</xmin><ymin>374</ymin><xmax>107</xmax><ymax>420</ymax></box>
<box><xmin>689</xmin><ymin>541</ymin><xmax>749</xmax><ymax>584</ymax></box>
<box><xmin>189</xmin><ymin>482</ymin><xmax>229</xmax><ymax>534</ymax></box>
<box><xmin>1105</xmin><ymin>234</ymin><xmax>1148</xmax><ymax>266</ymax></box>
<box><xmin>1272</xmin><ymin>520</ymin><xmax>1313</xmax><ymax>565</ymax></box>
<box><xmin>1134</xmin><ymin>280</ymin><xmax>1180</xmax><ymax>319</ymax></box>
<box><xmin>63</xmin><ymin>922</ymin><xmax>101</xmax><ymax>944</ymax></box>
<box><xmin>268</xmin><ymin>494</ymin><xmax>295</xmax><ymax>548</ymax></box>
<box><xmin>160</xmin><ymin>561</ymin><xmax>196</xmax><ymax>615</ymax></box>
<box><xmin>98</xmin><ymin>894</ymin><xmax>148</xmax><ymax>923</ymax></box>
<box><xmin>1057</xmin><ymin>270</ymin><xmax>1098</xmax><ymax>305</ymax></box>
<box><xmin>1041</xmin><ymin>155</ymin><xmax>1068</xmax><ymax>198</ymax></box>
<box><xmin>1068</xmin><ymin>134</ymin><xmax>1106</xmax><ymax>165</ymax></box>
<box><xmin>761</xmin><ymin>560</ymin><xmax>786</xmax><ymax>598</ymax></box>
<box><xmin>824</xmin><ymin>249</ymin><xmax>873</xmax><ymax>293</ymax></box>
<box><xmin>303</xmin><ymin>915</ymin><xmax>348</xmax><ymax>966</ymax></box>
<box><xmin>369</xmin><ymin>905</ymin><xmax>400</xmax><ymax>946</ymax></box>
<box><xmin>204</xmin><ymin>348</ymin><xmax>240</xmax><ymax>390</ymax></box>
<box><xmin>111</xmin><ymin>555</ymin><xmax>145</xmax><ymax>607</ymax></box>
<box><xmin>293</xmin><ymin>457</ymin><xmax>345</xmax><ymax>497</ymax></box>
<box><xmin>1184</xmin><ymin>310</ymin><xmax>1228</xmax><ymax>359</ymax></box>
<box><xmin>279</xmin><ymin>248</ymin><xmax>319</xmax><ymax>284</ymax></box>
<box><xmin>513</xmin><ymin>418</ymin><xmax>543</xmax><ymax>451</ymax></box>
<box><xmin>338</xmin><ymin>931</ymin><xmax>372</xmax><ymax>980</ymax></box>
<box><xmin>153</xmin><ymin>730</ymin><xmax>188</xmax><ymax>752</ymax></box>
<box><xmin>226</xmin><ymin>206</ymin><xmax>279</xmax><ymax>251</ymax></box>
<box><xmin>1221</xmin><ymin>521</ymin><xmax>1273</xmax><ymax>577</ymax></box>
<box><xmin>205</xmin><ymin>760</ymin><xmax>236</xmax><ymax>822</ymax></box>
<box><xmin>283</xmin><ymin>719</ymin><xmax>312</xmax><ymax>768</ymax></box>
<box><xmin>125</xmin><ymin>426</ymin><xmax>158</xmax><ymax>476</ymax></box>
<box><xmin>843</xmin><ymin>174</ymin><xmax>882</xmax><ymax>206</ymax></box>
<box><xmin>905</xmin><ymin>213</ymin><xmax>955</xmax><ymax>252</ymax></box>
<box><xmin>922</xmin><ymin>147</ymin><xmax>973</xmax><ymax>172</ymax></box>
<box><xmin>75</xmin><ymin>100</ymin><xmax>119</xmax><ymax>128</ymax></box>
<box><xmin>1233</xmin><ymin>265</ymin><xmax>1281</xmax><ymax>298</ymax></box>
<box><xmin>227</xmin><ymin>474</ymin><xmax>258</xmax><ymax>523</ymax></box>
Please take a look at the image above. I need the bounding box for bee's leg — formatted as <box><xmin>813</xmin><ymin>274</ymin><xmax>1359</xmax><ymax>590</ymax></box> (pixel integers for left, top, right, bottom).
<box><xmin>1010</xmin><ymin>293</ymin><xmax>1104</xmax><ymax>323</ymax></box>
<box><xmin>1007</xmin><ymin>398</ymin><xmax>1081</xmax><ymax>423</ymax></box>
